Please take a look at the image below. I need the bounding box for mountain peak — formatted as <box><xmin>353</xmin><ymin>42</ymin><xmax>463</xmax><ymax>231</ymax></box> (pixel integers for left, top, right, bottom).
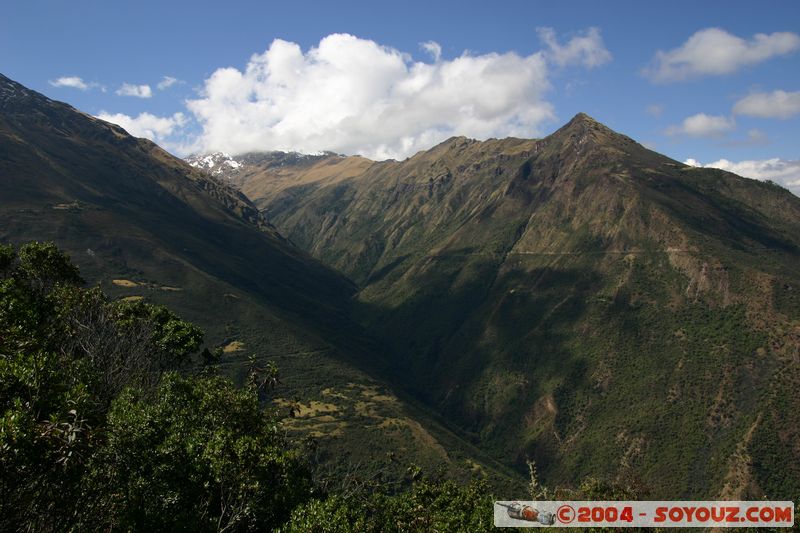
<box><xmin>568</xmin><ymin>111</ymin><xmax>598</xmax><ymax>124</ymax></box>
<box><xmin>560</xmin><ymin>112</ymin><xmax>612</xmax><ymax>135</ymax></box>
<box><xmin>544</xmin><ymin>111</ymin><xmax>640</xmax><ymax>157</ymax></box>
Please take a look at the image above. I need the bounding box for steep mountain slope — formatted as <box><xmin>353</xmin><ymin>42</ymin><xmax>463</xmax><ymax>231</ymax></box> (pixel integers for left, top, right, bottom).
<box><xmin>0</xmin><ymin>73</ymin><xmax>522</xmax><ymax>489</ymax></box>
<box><xmin>234</xmin><ymin>114</ymin><xmax>800</xmax><ymax>499</ymax></box>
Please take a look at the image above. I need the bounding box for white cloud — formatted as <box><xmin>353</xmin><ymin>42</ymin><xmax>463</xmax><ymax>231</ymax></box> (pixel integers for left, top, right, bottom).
<box><xmin>49</xmin><ymin>76</ymin><xmax>92</xmax><ymax>90</ymax></box>
<box><xmin>186</xmin><ymin>33</ymin><xmax>561</xmax><ymax>160</ymax></box>
<box><xmin>733</xmin><ymin>90</ymin><xmax>800</xmax><ymax>119</ymax></box>
<box><xmin>96</xmin><ymin>111</ymin><xmax>186</xmax><ymax>143</ymax></box>
<box><xmin>666</xmin><ymin>113</ymin><xmax>735</xmax><ymax>138</ymax></box>
<box><xmin>645</xmin><ymin>28</ymin><xmax>800</xmax><ymax>82</ymax></box>
<box><xmin>684</xmin><ymin>157</ymin><xmax>800</xmax><ymax>195</ymax></box>
<box><xmin>116</xmin><ymin>83</ymin><xmax>153</xmax><ymax>98</ymax></box>
<box><xmin>537</xmin><ymin>26</ymin><xmax>612</xmax><ymax>68</ymax></box>
<box><xmin>420</xmin><ymin>41</ymin><xmax>442</xmax><ymax>62</ymax></box>
<box><xmin>157</xmin><ymin>76</ymin><xmax>179</xmax><ymax>90</ymax></box>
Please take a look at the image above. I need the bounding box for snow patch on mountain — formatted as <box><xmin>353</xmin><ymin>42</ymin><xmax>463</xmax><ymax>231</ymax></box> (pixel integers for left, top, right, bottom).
<box><xmin>186</xmin><ymin>152</ymin><xmax>242</xmax><ymax>177</ymax></box>
<box><xmin>186</xmin><ymin>150</ymin><xmax>342</xmax><ymax>181</ymax></box>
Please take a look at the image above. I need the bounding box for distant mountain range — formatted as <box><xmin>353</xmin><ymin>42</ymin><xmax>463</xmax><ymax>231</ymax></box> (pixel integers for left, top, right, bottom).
<box><xmin>189</xmin><ymin>113</ymin><xmax>800</xmax><ymax>499</ymax></box>
<box><xmin>185</xmin><ymin>150</ymin><xmax>375</xmax><ymax>214</ymax></box>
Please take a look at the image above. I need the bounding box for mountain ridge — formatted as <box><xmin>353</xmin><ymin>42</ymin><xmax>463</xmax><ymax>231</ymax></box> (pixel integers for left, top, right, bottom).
<box><xmin>197</xmin><ymin>112</ymin><xmax>800</xmax><ymax>499</ymax></box>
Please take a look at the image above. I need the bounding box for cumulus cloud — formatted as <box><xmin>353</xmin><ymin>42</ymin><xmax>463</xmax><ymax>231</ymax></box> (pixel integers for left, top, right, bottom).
<box><xmin>49</xmin><ymin>76</ymin><xmax>94</xmax><ymax>90</ymax></box>
<box><xmin>116</xmin><ymin>83</ymin><xmax>153</xmax><ymax>98</ymax></box>
<box><xmin>186</xmin><ymin>33</ymin><xmax>570</xmax><ymax>159</ymax></box>
<box><xmin>420</xmin><ymin>41</ymin><xmax>442</xmax><ymax>62</ymax></box>
<box><xmin>96</xmin><ymin>111</ymin><xmax>186</xmax><ymax>143</ymax></box>
<box><xmin>684</xmin><ymin>157</ymin><xmax>800</xmax><ymax>195</ymax></box>
<box><xmin>537</xmin><ymin>27</ymin><xmax>612</xmax><ymax>68</ymax></box>
<box><xmin>644</xmin><ymin>28</ymin><xmax>800</xmax><ymax>82</ymax></box>
<box><xmin>666</xmin><ymin>113</ymin><xmax>735</xmax><ymax>138</ymax></box>
<box><xmin>733</xmin><ymin>90</ymin><xmax>800</xmax><ymax>119</ymax></box>
<box><xmin>157</xmin><ymin>76</ymin><xmax>180</xmax><ymax>90</ymax></box>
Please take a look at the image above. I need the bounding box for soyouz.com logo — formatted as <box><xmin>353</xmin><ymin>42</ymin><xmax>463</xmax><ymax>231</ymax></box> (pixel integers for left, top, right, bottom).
<box><xmin>493</xmin><ymin>501</ymin><xmax>795</xmax><ymax>528</ymax></box>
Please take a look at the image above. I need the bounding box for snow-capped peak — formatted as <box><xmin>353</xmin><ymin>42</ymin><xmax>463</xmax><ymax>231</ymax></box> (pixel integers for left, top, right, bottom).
<box><xmin>186</xmin><ymin>152</ymin><xmax>242</xmax><ymax>177</ymax></box>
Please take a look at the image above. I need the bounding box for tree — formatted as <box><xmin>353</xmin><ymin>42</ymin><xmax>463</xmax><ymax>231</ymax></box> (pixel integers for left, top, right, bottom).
<box><xmin>1</xmin><ymin>242</ymin><xmax>303</xmax><ymax>531</ymax></box>
<box><xmin>281</xmin><ymin>478</ymin><xmax>494</xmax><ymax>533</ymax></box>
<box><xmin>82</xmin><ymin>373</ymin><xmax>312</xmax><ymax>532</ymax></box>
<box><xmin>0</xmin><ymin>243</ymin><xmax>94</xmax><ymax>530</ymax></box>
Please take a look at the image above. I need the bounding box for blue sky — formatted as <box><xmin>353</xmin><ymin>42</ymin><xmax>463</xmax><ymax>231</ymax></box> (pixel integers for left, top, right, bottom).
<box><xmin>2</xmin><ymin>0</ymin><xmax>799</xmax><ymax>191</ymax></box>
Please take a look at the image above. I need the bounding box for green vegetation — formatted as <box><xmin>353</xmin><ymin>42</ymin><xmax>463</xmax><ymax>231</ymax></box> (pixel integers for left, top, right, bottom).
<box><xmin>281</xmin><ymin>479</ymin><xmax>494</xmax><ymax>533</ymax></box>
<box><xmin>1</xmin><ymin>242</ymin><xmax>653</xmax><ymax>531</ymax></box>
<box><xmin>0</xmin><ymin>242</ymin><xmax>297</xmax><ymax>531</ymax></box>
<box><xmin>0</xmin><ymin>242</ymin><xmax>498</xmax><ymax>531</ymax></box>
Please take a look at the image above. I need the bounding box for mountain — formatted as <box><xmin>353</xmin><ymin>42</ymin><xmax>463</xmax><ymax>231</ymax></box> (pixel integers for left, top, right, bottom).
<box><xmin>0</xmin><ymin>73</ymin><xmax>522</xmax><ymax>489</ymax></box>
<box><xmin>186</xmin><ymin>150</ymin><xmax>375</xmax><ymax>214</ymax></box>
<box><xmin>206</xmin><ymin>113</ymin><xmax>800</xmax><ymax>499</ymax></box>
<box><xmin>185</xmin><ymin>151</ymin><xmax>246</xmax><ymax>178</ymax></box>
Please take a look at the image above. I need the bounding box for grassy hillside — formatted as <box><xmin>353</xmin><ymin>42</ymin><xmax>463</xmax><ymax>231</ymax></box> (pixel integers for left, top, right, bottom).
<box><xmin>245</xmin><ymin>113</ymin><xmax>800</xmax><ymax>499</ymax></box>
